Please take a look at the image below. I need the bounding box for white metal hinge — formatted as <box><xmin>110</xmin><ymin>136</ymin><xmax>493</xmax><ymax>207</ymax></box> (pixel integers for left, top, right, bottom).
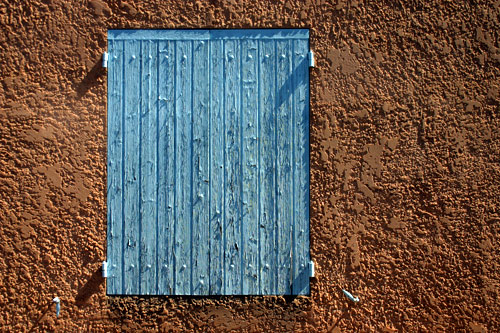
<box><xmin>102</xmin><ymin>52</ymin><xmax>109</xmax><ymax>68</ymax></box>
<box><xmin>309</xmin><ymin>260</ymin><xmax>315</xmax><ymax>278</ymax></box>
<box><xmin>308</xmin><ymin>50</ymin><xmax>315</xmax><ymax>67</ymax></box>
<box><xmin>102</xmin><ymin>261</ymin><xmax>108</xmax><ymax>278</ymax></box>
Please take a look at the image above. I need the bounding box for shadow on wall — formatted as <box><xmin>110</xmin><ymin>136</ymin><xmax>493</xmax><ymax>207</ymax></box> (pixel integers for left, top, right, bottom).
<box><xmin>27</xmin><ymin>300</ymin><xmax>53</xmax><ymax>333</ymax></box>
<box><xmin>107</xmin><ymin>294</ymin><xmax>312</xmax><ymax>331</ymax></box>
<box><xmin>327</xmin><ymin>302</ymin><xmax>353</xmax><ymax>333</ymax></box>
<box><xmin>27</xmin><ymin>266</ymin><xmax>105</xmax><ymax>331</ymax></box>
<box><xmin>76</xmin><ymin>266</ymin><xmax>105</xmax><ymax>307</ymax></box>
<box><xmin>75</xmin><ymin>57</ymin><xmax>107</xmax><ymax>98</ymax></box>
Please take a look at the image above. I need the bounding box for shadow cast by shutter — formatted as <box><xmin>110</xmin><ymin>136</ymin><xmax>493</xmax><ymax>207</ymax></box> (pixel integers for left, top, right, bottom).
<box><xmin>75</xmin><ymin>266</ymin><xmax>105</xmax><ymax>307</ymax></box>
<box><xmin>27</xmin><ymin>300</ymin><xmax>52</xmax><ymax>333</ymax></box>
<box><xmin>327</xmin><ymin>302</ymin><xmax>352</xmax><ymax>333</ymax></box>
<box><xmin>75</xmin><ymin>57</ymin><xmax>106</xmax><ymax>98</ymax></box>
<box><xmin>107</xmin><ymin>294</ymin><xmax>312</xmax><ymax>331</ymax></box>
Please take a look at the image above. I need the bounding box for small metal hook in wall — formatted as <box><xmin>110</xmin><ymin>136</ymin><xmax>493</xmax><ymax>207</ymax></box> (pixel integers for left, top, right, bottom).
<box><xmin>342</xmin><ymin>289</ymin><xmax>360</xmax><ymax>302</ymax></box>
<box><xmin>52</xmin><ymin>297</ymin><xmax>60</xmax><ymax>317</ymax></box>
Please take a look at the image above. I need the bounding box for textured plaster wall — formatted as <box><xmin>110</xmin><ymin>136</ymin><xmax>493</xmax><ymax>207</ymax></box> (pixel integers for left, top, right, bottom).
<box><xmin>0</xmin><ymin>0</ymin><xmax>499</xmax><ymax>332</ymax></box>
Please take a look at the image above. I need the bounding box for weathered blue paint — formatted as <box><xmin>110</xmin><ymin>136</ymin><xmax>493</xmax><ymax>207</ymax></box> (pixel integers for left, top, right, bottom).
<box><xmin>123</xmin><ymin>40</ymin><xmax>141</xmax><ymax>295</ymax></box>
<box><xmin>192</xmin><ymin>39</ymin><xmax>210</xmax><ymax>295</ymax></box>
<box><xmin>276</xmin><ymin>39</ymin><xmax>292</xmax><ymax>295</ymax></box>
<box><xmin>107</xmin><ymin>29</ymin><xmax>310</xmax><ymax>295</ymax></box>
<box><xmin>259</xmin><ymin>39</ymin><xmax>277</xmax><ymax>295</ymax></box>
<box><xmin>223</xmin><ymin>38</ymin><xmax>242</xmax><ymax>294</ymax></box>
<box><xmin>139</xmin><ymin>40</ymin><xmax>158</xmax><ymax>295</ymax></box>
<box><xmin>108</xmin><ymin>29</ymin><xmax>309</xmax><ymax>41</ymax></box>
<box><xmin>175</xmin><ymin>40</ymin><xmax>193</xmax><ymax>295</ymax></box>
<box><xmin>106</xmin><ymin>39</ymin><xmax>123</xmax><ymax>295</ymax></box>
<box><xmin>157</xmin><ymin>40</ymin><xmax>176</xmax><ymax>295</ymax></box>
<box><xmin>209</xmin><ymin>38</ymin><xmax>225</xmax><ymax>295</ymax></box>
<box><xmin>292</xmin><ymin>39</ymin><xmax>311</xmax><ymax>295</ymax></box>
<box><xmin>241</xmin><ymin>38</ymin><xmax>259</xmax><ymax>295</ymax></box>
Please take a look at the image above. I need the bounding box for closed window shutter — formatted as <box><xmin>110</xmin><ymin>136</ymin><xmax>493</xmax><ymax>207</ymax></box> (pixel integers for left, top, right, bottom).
<box><xmin>106</xmin><ymin>29</ymin><xmax>310</xmax><ymax>295</ymax></box>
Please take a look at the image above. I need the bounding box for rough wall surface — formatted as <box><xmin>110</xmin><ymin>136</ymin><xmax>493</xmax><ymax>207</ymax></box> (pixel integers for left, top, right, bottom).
<box><xmin>0</xmin><ymin>0</ymin><xmax>499</xmax><ymax>332</ymax></box>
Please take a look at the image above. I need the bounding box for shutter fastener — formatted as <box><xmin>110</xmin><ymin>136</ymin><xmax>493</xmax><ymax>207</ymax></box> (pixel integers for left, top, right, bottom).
<box><xmin>309</xmin><ymin>260</ymin><xmax>315</xmax><ymax>278</ymax></box>
<box><xmin>52</xmin><ymin>297</ymin><xmax>60</xmax><ymax>317</ymax></box>
<box><xmin>102</xmin><ymin>261</ymin><xmax>108</xmax><ymax>278</ymax></box>
<box><xmin>308</xmin><ymin>50</ymin><xmax>315</xmax><ymax>67</ymax></box>
<box><xmin>102</xmin><ymin>52</ymin><xmax>109</xmax><ymax>68</ymax></box>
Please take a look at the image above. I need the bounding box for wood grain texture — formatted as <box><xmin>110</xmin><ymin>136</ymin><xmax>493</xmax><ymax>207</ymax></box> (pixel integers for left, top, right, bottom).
<box><xmin>209</xmin><ymin>39</ymin><xmax>225</xmax><ymax>295</ymax></box>
<box><xmin>192</xmin><ymin>40</ymin><xmax>210</xmax><ymax>295</ymax></box>
<box><xmin>292</xmin><ymin>39</ymin><xmax>310</xmax><ymax>295</ymax></box>
<box><xmin>241</xmin><ymin>39</ymin><xmax>259</xmax><ymax>295</ymax></box>
<box><xmin>276</xmin><ymin>39</ymin><xmax>292</xmax><ymax>295</ymax></box>
<box><xmin>223</xmin><ymin>39</ymin><xmax>242</xmax><ymax>295</ymax></box>
<box><xmin>122</xmin><ymin>40</ymin><xmax>141</xmax><ymax>295</ymax></box>
<box><xmin>259</xmin><ymin>39</ymin><xmax>277</xmax><ymax>295</ymax></box>
<box><xmin>139</xmin><ymin>40</ymin><xmax>158</xmax><ymax>294</ymax></box>
<box><xmin>157</xmin><ymin>40</ymin><xmax>176</xmax><ymax>295</ymax></box>
<box><xmin>106</xmin><ymin>39</ymin><xmax>123</xmax><ymax>295</ymax></box>
<box><xmin>174</xmin><ymin>40</ymin><xmax>193</xmax><ymax>295</ymax></box>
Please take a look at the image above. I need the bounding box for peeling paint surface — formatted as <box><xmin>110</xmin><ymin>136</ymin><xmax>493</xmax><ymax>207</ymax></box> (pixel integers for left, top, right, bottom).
<box><xmin>107</xmin><ymin>30</ymin><xmax>310</xmax><ymax>295</ymax></box>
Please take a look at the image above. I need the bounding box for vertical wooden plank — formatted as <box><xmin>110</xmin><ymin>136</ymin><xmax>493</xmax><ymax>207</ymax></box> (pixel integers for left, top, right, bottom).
<box><xmin>139</xmin><ymin>40</ymin><xmax>158</xmax><ymax>294</ymax></box>
<box><xmin>192</xmin><ymin>40</ymin><xmax>210</xmax><ymax>295</ymax></box>
<box><xmin>174</xmin><ymin>40</ymin><xmax>193</xmax><ymax>295</ymax></box>
<box><xmin>157</xmin><ymin>40</ymin><xmax>176</xmax><ymax>295</ymax></box>
<box><xmin>106</xmin><ymin>39</ymin><xmax>124</xmax><ymax>295</ymax></box>
<box><xmin>209</xmin><ymin>39</ymin><xmax>224</xmax><ymax>295</ymax></box>
<box><xmin>258</xmin><ymin>39</ymin><xmax>277</xmax><ymax>295</ymax></box>
<box><xmin>223</xmin><ymin>39</ymin><xmax>242</xmax><ymax>295</ymax></box>
<box><xmin>292</xmin><ymin>39</ymin><xmax>310</xmax><ymax>295</ymax></box>
<box><xmin>123</xmin><ymin>40</ymin><xmax>141</xmax><ymax>295</ymax></box>
<box><xmin>276</xmin><ymin>40</ymin><xmax>293</xmax><ymax>295</ymax></box>
<box><xmin>241</xmin><ymin>39</ymin><xmax>259</xmax><ymax>295</ymax></box>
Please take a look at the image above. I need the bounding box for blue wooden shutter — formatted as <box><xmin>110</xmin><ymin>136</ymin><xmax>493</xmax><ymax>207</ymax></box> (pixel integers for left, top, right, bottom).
<box><xmin>106</xmin><ymin>29</ymin><xmax>310</xmax><ymax>295</ymax></box>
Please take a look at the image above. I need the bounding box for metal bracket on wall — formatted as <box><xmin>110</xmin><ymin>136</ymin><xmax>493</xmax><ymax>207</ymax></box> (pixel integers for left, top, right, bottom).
<box><xmin>102</xmin><ymin>52</ymin><xmax>109</xmax><ymax>68</ymax></box>
<box><xmin>309</xmin><ymin>260</ymin><xmax>315</xmax><ymax>278</ymax></box>
<box><xmin>102</xmin><ymin>261</ymin><xmax>108</xmax><ymax>278</ymax></box>
<box><xmin>308</xmin><ymin>50</ymin><xmax>315</xmax><ymax>67</ymax></box>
